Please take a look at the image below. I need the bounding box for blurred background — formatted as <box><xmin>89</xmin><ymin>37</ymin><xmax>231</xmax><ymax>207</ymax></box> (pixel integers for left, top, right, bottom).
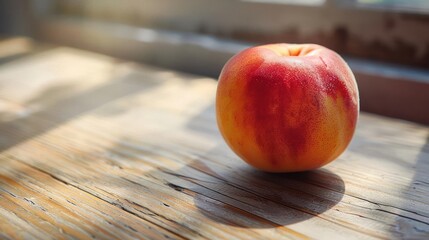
<box><xmin>1</xmin><ymin>0</ymin><xmax>429</xmax><ymax>124</ymax></box>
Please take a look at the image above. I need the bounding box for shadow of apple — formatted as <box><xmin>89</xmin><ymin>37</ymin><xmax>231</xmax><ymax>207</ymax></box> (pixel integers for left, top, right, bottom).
<box><xmin>184</xmin><ymin>159</ymin><xmax>345</xmax><ymax>228</ymax></box>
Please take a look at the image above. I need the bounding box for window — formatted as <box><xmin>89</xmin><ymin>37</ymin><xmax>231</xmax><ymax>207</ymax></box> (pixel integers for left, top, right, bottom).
<box><xmin>341</xmin><ymin>0</ymin><xmax>429</xmax><ymax>14</ymax></box>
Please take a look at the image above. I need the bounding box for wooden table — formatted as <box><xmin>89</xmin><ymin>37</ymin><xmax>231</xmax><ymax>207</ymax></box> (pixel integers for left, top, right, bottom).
<box><xmin>1</xmin><ymin>38</ymin><xmax>429</xmax><ymax>240</ymax></box>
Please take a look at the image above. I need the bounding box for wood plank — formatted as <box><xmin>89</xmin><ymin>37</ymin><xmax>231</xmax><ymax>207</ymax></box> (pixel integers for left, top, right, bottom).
<box><xmin>0</xmin><ymin>158</ymin><xmax>185</xmax><ymax>240</ymax></box>
<box><xmin>1</xmin><ymin>44</ymin><xmax>429</xmax><ymax>239</ymax></box>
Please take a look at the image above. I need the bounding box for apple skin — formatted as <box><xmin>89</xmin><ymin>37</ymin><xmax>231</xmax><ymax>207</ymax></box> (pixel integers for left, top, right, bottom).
<box><xmin>216</xmin><ymin>43</ymin><xmax>359</xmax><ymax>172</ymax></box>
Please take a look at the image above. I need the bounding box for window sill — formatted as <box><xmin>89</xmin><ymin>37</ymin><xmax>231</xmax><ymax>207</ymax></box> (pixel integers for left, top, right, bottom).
<box><xmin>34</xmin><ymin>17</ymin><xmax>429</xmax><ymax>125</ymax></box>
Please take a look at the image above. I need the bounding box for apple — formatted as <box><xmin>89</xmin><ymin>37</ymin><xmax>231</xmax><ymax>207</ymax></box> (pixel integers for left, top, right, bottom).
<box><xmin>216</xmin><ymin>43</ymin><xmax>359</xmax><ymax>172</ymax></box>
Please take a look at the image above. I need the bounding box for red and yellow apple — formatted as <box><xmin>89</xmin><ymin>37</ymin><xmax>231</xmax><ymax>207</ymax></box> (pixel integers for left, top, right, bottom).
<box><xmin>216</xmin><ymin>43</ymin><xmax>359</xmax><ymax>172</ymax></box>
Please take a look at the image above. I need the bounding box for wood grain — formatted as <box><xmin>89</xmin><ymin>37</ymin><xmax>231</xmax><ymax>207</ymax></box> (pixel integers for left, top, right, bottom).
<box><xmin>0</xmin><ymin>39</ymin><xmax>428</xmax><ymax>239</ymax></box>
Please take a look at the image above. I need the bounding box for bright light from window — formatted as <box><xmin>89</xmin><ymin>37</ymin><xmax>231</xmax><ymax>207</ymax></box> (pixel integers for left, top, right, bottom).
<box><xmin>241</xmin><ymin>0</ymin><xmax>325</xmax><ymax>6</ymax></box>
<box><xmin>343</xmin><ymin>0</ymin><xmax>429</xmax><ymax>14</ymax></box>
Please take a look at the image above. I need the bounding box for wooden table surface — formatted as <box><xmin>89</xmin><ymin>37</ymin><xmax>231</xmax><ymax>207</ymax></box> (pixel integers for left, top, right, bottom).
<box><xmin>1</xmin><ymin>38</ymin><xmax>429</xmax><ymax>240</ymax></box>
